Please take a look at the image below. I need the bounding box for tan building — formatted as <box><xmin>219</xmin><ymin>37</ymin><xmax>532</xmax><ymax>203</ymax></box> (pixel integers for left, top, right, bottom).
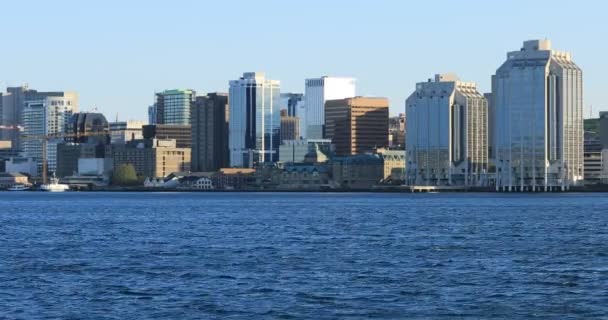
<box><xmin>280</xmin><ymin>109</ymin><xmax>300</xmax><ymax>142</ymax></box>
<box><xmin>376</xmin><ymin>148</ymin><xmax>405</xmax><ymax>182</ymax></box>
<box><xmin>110</xmin><ymin>139</ymin><xmax>191</xmax><ymax>178</ymax></box>
<box><xmin>325</xmin><ymin>97</ymin><xmax>389</xmax><ymax>156</ymax></box>
<box><xmin>0</xmin><ymin>172</ymin><xmax>29</xmax><ymax>188</ymax></box>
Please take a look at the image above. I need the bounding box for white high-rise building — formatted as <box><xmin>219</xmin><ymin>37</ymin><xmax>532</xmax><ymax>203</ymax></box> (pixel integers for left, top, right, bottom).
<box><xmin>21</xmin><ymin>93</ymin><xmax>79</xmax><ymax>174</ymax></box>
<box><xmin>406</xmin><ymin>74</ymin><xmax>488</xmax><ymax>187</ymax></box>
<box><xmin>229</xmin><ymin>72</ymin><xmax>281</xmax><ymax>167</ymax></box>
<box><xmin>493</xmin><ymin>40</ymin><xmax>583</xmax><ymax>191</ymax></box>
<box><xmin>304</xmin><ymin>76</ymin><xmax>356</xmax><ymax>139</ymax></box>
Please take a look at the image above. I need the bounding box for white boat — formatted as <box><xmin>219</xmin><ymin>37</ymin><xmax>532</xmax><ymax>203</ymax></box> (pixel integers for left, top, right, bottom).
<box><xmin>40</xmin><ymin>176</ymin><xmax>70</xmax><ymax>192</ymax></box>
<box><xmin>7</xmin><ymin>184</ymin><xmax>31</xmax><ymax>191</ymax></box>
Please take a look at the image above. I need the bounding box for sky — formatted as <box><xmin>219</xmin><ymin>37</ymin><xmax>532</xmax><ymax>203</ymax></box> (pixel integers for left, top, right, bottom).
<box><xmin>1</xmin><ymin>0</ymin><xmax>606</xmax><ymax>121</ymax></box>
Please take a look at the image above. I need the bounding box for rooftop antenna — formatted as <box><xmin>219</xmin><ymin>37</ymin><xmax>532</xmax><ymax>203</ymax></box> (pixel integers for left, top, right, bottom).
<box><xmin>115</xmin><ymin>113</ymin><xmax>119</xmax><ymax>122</ymax></box>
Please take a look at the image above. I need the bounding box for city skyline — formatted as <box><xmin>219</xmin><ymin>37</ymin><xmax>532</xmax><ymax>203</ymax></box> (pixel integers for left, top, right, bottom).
<box><xmin>0</xmin><ymin>1</ymin><xmax>606</xmax><ymax>120</ymax></box>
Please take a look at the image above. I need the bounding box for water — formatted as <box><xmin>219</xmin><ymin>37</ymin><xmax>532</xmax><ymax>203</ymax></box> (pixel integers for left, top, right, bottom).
<box><xmin>1</xmin><ymin>192</ymin><xmax>607</xmax><ymax>319</ymax></box>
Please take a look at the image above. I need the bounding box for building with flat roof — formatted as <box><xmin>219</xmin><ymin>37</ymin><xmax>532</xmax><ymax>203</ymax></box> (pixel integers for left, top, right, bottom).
<box><xmin>280</xmin><ymin>109</ymin><xmax>300</xmax><ymax>143</ymax></box>
<box><xmin>154</xmin><ymin>89</ymin><xmax>196</xmax><ymax>125</ymax></box>
<box><xmin>406</xmin><ymin>74</ymin><xmax>488</xmax><ymax>187</ymax></box>
<box><xmin>21</xmin><ymin>92</ymin><xmax>79</xmax><ymax>175</ymax></box>
<box><xmin>325</xmin><ymin>97</ymin><xmax>389</xmax><ymax>156</ymax></box>
<box><xmin>143</xmin><ymin>124</ymin><xmax>191</xmax><ymax>149</ymax></box>
<box><xmin>305</xmin><ymin>76</ymin><xmax>356</xmax><ymax>139</ymax></box>
<box><xmin>493</xmin><ymin>40</ymin><xmax>583</xmax><ymax>191</ymax></box>
<box><xmin>191</xmin><ymin>93</ymin><xmax>229</xmax><ymax>172</ymax></box>
<box><xmin>110</xmin><ymin>120</ymin><xmax>145</xmax><ymax>144</ymax></box>
<box><xmin>110</xmin><ymin>139</ymin><xmax>191</xmax><ymax>178</ymax></box>
<box><xmin>229</xmin><ymin>72</ymin><xmax>281</xmax><ymax>167</ymax></box>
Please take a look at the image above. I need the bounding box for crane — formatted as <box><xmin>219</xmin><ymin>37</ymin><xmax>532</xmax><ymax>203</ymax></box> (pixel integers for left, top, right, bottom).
<box><xmin>20</xmin><ymin>131</ymin><xmax>109</xmax><ymax>184</ymax></box>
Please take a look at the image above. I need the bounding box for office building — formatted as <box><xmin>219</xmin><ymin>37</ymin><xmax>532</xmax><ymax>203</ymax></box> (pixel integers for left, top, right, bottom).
<box><xmin>279</xmin><ymin>139</ymin><xmax>332</xmax><ymax>163</ymax></box>
<box><xmin>110</xmin><ymin>139</ymin><xmax>191</xmax><ymax>178</ymax></box>
<box><xmin>67</xmin><ymin>112</ymin><xmax>110</xmax><ymax>144</ymax></box>
<box><xmin>600</xmin><ymin>111</ymin><xmax>608</xmax><ymax>150</ymax></box>
<box><xmin>305</xmin><ymin>76</ymin><xmax>356</xmax><ymax>139</ymax></box>
<box><xmin>406</xmin><ymin>74</ymin><xmax>488</xmax><ymax>187</ymax></box>
<box><xmin>389</xmin><ymin>113</ymin><xmax>406</xmax><ymax>148</ymax></box>
<box><xmin>110</xmin><ymin>120</ymin><xmax>145</xmax><ymax>144</ymax></box>
<box><xmin>493</xmin><ymin>40</ymin><xmax>583</xmax><ymax>191</ymax></box>
<box><xmin>21</xmin><ymin>93</ymin><xmax>79</xmax><ymax>174</ymax></box>
<box><xmin>280</xmin><ymin>93</ymin><xmax>304</xmax><ymax>117</ymax></box>
<box><xmin>1</xmin><ymin>86</ymin><xmax>68</xmax><ymax>150</ymax></box>
<box><xmin>583</xmin><ymin>132</ymin><xmax>603</xmax><ymax>185</ymax></box>
<box><xmin>148</xmin><ymin>105</ymin><xmax>157</xmax><ymax>125</ymax></box>
<box><xmin>154</xmin><ymin>89</ymin><xmax>196</xmax><ymax>125</ymax></box>
<box><xmin>5</xmin><ymin>157</ymin><xmax>38</xmax><ymax>177</ymax></box>
<box><xmin>191</xmin><ymin>93</ymin><xmax>229</xmax><ymax>172</ymax></box>
<box><xmin>280</xmin><ymin>109</ymin><xmax>300</xmax><ymax>142</ymax></box>
<box><xmin>229</xmin><ymin>72</ymin><xmax>281</xmax><ymax>167</ymax></box>
<box><xmin>325</xmin><ymin>97</ymin><xmax>389</xmax><ymax>156</ymax></box>
<box><xmin>143</xmin><ymin>124</ymin><xmax>191</xmax><ymax>148</ymax></box>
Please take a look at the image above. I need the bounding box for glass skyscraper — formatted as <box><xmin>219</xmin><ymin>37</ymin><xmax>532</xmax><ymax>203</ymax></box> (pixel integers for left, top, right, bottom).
<box><xmin>154</xmin><ymin>89</ymin><xmax>195</xmax><ymax>125</ymax></box>
<box><xmin>493</xmin><ymin>40</ymin><xmax>583</xmax><ymax>191</ymax></box>
<box><xmin>405</xmin><ymin>74</ymin><xmax>488</xmax><ymax>187</ymax></box>
<box><xmin>229</xmin><ymin>72</ymin><xmax>280</xmax><ymax>167</ymax></box>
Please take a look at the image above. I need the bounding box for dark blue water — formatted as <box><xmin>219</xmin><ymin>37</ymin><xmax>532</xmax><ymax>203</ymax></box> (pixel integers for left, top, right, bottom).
<box><xmin>1</xmin><ymin>192</ymin><xmax>607</xmax><ymax>319</ymax></box>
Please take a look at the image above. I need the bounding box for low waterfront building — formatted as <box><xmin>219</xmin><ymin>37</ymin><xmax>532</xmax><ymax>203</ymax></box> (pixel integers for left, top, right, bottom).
<box><xmin>277</xmin><ymin>163</ymin><xmax>332</xmax><ymax>190</ymax></box>
<box><xmin>0</xmin><ymin>172</ymin><xmax>29</xmax><ymax>188</ymax></box>
<box><xmin>332</xmin><ymin>154</ymin><xmax>383</xmax><ymax>189</ymax></box>
<box><xmin>376</xmin><ymin>148</ymin><xmax>405</xmax><ymax>183</ymax></box>
<box><xmin>212</xmin><ymin>168</ymin><xmax>256</xmax><ymax>190</ymax></box>
<box><xmin>110</xmin><ymin>139</ymin><xmax>191</xmax><ymax>178</ymax></box>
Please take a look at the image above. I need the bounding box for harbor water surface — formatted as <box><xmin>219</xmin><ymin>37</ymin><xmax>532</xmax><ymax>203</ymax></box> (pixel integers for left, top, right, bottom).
<box><xmin>1</xmin><ymin>192</ymin><xmax>607</xmax><ymax>319</ymax></box>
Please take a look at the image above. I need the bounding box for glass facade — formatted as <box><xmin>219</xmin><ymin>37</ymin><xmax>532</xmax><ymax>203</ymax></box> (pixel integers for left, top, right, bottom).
<box><xmin>229</xmin><ymin>73</ymin><xmax>280</xmax><ymax>167</ymax></box>
<box><xmin>494</xmin><ymin>40</ymin><xmax>583</xmax><ymax>191</ymax></box>
<box><xmin>406</xmin><ymin>75</ymin><xmax>488</xmax><ymax>187</ymax></box>
<box><xmin>155</xmin><ymin>89</ymin><xmax>195</xmax><ymax>125</ymax></box>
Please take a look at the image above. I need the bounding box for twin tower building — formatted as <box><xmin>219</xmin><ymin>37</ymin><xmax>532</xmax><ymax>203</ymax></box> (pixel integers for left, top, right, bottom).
<box><xmin>406</xmin><ymin>39</ymin><xmax>583</xmax><ymax>191</ymax></box>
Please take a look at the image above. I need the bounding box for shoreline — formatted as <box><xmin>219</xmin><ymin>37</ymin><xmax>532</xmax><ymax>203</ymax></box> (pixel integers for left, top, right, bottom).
<box><xmin>3</xmin><ymin>185</ymin><xmax>608</xmax><ymax>193</ymax></box>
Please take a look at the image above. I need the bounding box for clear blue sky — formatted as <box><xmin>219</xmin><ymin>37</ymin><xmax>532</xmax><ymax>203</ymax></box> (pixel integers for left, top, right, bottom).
<box><xmin>1</xmin><ymin>0</ymin><xmax>606</xmax><ymax>120</ymax></box>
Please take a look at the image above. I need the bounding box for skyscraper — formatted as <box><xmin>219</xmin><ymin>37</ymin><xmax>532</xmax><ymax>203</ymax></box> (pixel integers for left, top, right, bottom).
<box><xmin>229</xmin><ymin>72</ymin><xmax>280</xmax><ymax>167</ymax></box>
<box><xmin>191</xmin><ymin>93</ymin><xmax>229</xmax><ymax>172</ymax></box>
<box><xmin>280</xmin><ymin>109</ymin><xmax>300</xmax><ymax>142</ymax></box>
<box><xmin>493</xmin><ymin>40</ymin><xmax>583</xmax><ymax>191</ymax></box>
<box><xmin>154</xmin><ymin>89</ymin><xmax>196</xmax><ymax>125</ymax></box>
<box><xmin>304</xmin><ymin>76</ymin><xmax>356</xmax><ymax>139</ymax></box>
<box><xmin>280</xmin><ymin>93</ymin><xmax>304</xmax><ymax>117</ymax></box>
<box><xmin>405</xmin><ymin>74</ymin><xmax>488</xmax><ymax>187</ymax></box>
<box><xmin>325</xmin><ymin>97</ymin><xmax>389</xmax><ymax>156</ymax></box>
<box><xmin>1</xmin><ymin>86</ymin><xmax>66</xmax><ymax>150</ymax></box>
<box><xmin>21</xmin><ymin>93</ymin><xmax>79</xmax><ymax>174</ymax></box>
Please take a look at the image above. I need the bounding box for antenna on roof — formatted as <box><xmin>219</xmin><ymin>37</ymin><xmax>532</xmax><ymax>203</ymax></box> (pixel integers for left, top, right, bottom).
<box><xmin>116</xmin><ymin>113</ymin><xmax>119</xmax><ymax>122</ymax></box>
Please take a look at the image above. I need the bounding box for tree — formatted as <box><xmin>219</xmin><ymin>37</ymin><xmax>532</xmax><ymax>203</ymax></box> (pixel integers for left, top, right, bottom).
<box><xmin>112</xmin><ymin>164</ymin><xmax>139</xmax><ymax>186</ymax></box>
